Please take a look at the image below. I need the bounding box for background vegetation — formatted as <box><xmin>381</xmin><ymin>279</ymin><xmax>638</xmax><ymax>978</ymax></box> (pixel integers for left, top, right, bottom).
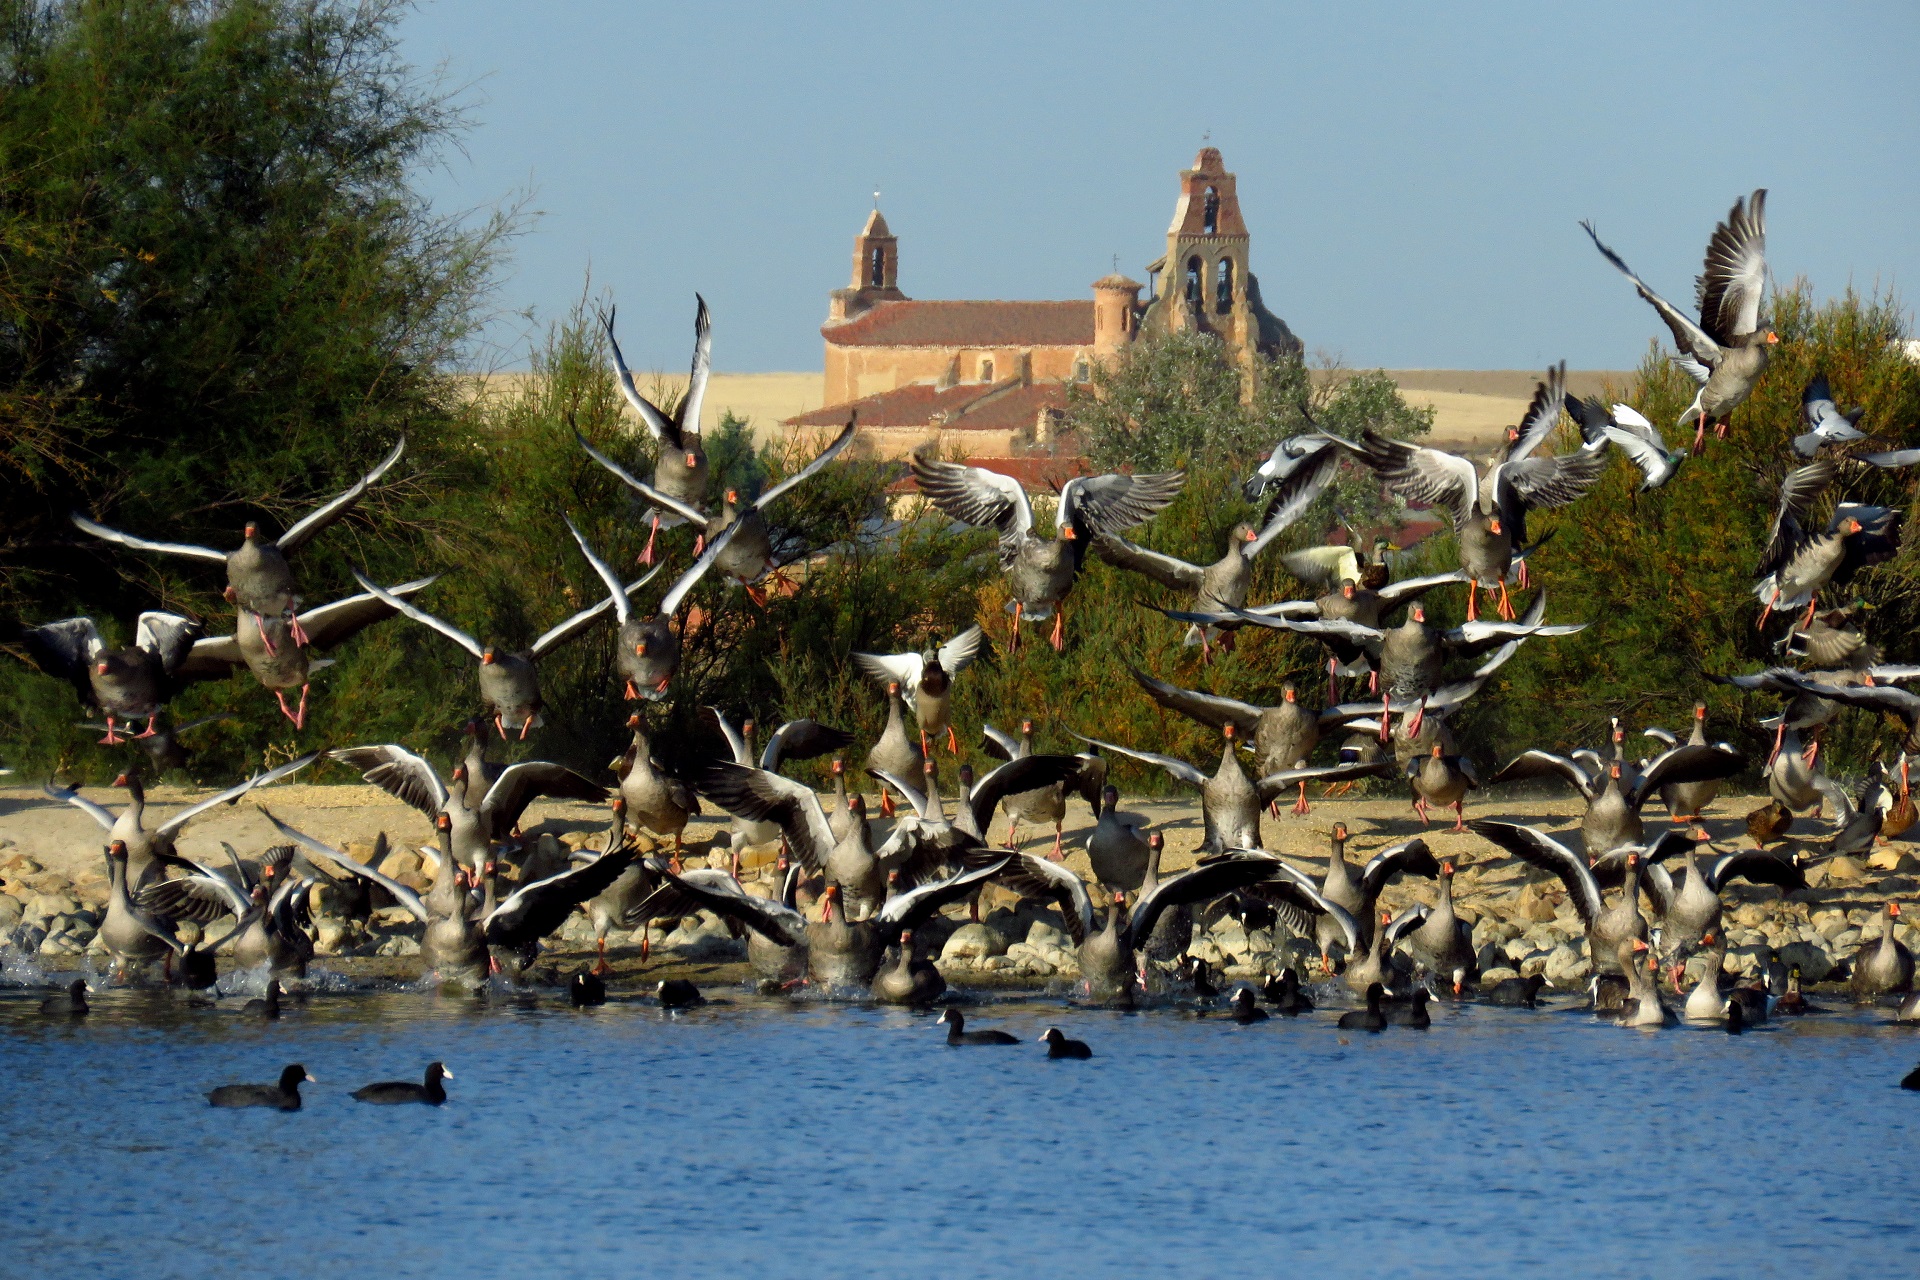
<box><xmin>4</xmin><ymin>1</ymin><xmax>1918</xmax><ymax>804</ymax></box>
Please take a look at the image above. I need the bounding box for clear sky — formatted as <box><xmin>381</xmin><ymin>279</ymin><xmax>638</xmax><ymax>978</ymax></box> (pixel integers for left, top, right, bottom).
<box><xmin>402</xmin><ymin>1</ymin><xmax>1920</xmax><ymax>374</ymax></box>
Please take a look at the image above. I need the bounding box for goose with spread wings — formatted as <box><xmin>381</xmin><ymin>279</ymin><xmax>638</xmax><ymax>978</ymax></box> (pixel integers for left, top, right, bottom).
<box><xmin>1564</xmin><ymin>398</ymin><xmax>1686</xmax><ymax>492</ymax></box>
<box><xmin>69</xmin><ymin>437</ymin><xmax>405</xmax><ymax>648</ymax></box>
<box><xmin>176</xmin><ymin>575</ymin><xmax>436</xmax><ymax>729</ymax></box>
<box><xmin>136</xmin><ymin>842</ymin><xmax>317</xmax><ymax>982</ymax></box>
<box><xmin>706</xmin><ymin>709</ymin><xmax>853</xmax><ymax>860</ymax></box>
<box><xmin>1071</xmin><ymin>726</ymin><xmax>1394</xmax><ymax>853</ymax></box>
<box><xmin>1795</xmin><ymin>373</ymin><xmax>1867</xmax><ymax>458</ymax></box>
<box><xmin>1214</xmin><ymin>568</ymin><xmax>1467</xmax><ymax>687</ymax></box>
<box><xmin>1642</xmin><ymin>835</ymin><xmax>1806</xmax><ymax>983</ymax></box>
<box><xmin>568</xmin><ymin>511</ymin><xmax>745</xmax><ymax>701</ymax></box>
<box><xmin>1096</xmin><ymin>443</ymin><xmax>1341</xmax><ymax>654</ymax></box>
<box><xmin>853</xmin><ymin>625</ymin><xmax>986</xmax><ymax>754</ymax></box>
<box><xmin>909</xmin><ymin>450</ymin><xmax>1185</xmax><ymax>650</ymax></box>
<box><xmin>979</xmin><ymin>720</ymin><xmax>1106</xmax><ymax>855</ymax></box>
<box><xmin>1752</xmin><ymin>458</ymin><xmax>1901</xmax><ymax>628</ymax></box>
<box><xmin>353</xmin><ymin>558</ymin><xmax>659</xmax><ymax>737</ymax></box>
<box><xmin>328</xmin><ymin>743</ymin><xmax>603</xmax><ymax>870</ymax></box>
<box><xmin>868</xmin><ymin>754</ymin><xmax>1083</xmax><ymax>887</ymax></box>
<box><xmin>982</xmin><ymin>851</ymin><xmax>1277</xmax><ymax>1004</ymax></box>
<box><xmin>24</xmin><ymin>612</ymin><xmax>203</xmax><ymax>744</ymax></box>
<box><xmin>1582</xmin><ymin>191</ymin><xmax>1775</xmax><ymax>449</ymax></box>
<box><xmin>1337</xmin><ymin>367</ymin><xmax>1608</xmax><ymax>619</ymax></box>
<box><xmin>44</xmin><ymin>751</ymin><xmax>319</xmax><ymax>890</ymax></box>
<box><xmin>576</xmin><ymin>417</ymin><xmax>855</xmax><ymax>601</ymax></box>
<box><xmin>600</xmin><ymin>299</ymin><xmax>712</xmax><ymax>565</ymax></box>
<box><xmin>630</xmin><ymin>863</ymin><xmax>811</xmax><ymax>985</ymax></box>
<box><xmin>1487</xmin><ymin>739</ymin><xmax>1742</xmax><ymax>857</ymax></box>
<box><xmin>1468</xmin><ymin>821</ymin><xmax>1665</xmax><ymax>975</ymax></box>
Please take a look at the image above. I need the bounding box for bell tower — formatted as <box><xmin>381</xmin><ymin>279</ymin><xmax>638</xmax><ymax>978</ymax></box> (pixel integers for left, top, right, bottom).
<box><xmin>828</xmin><ymin>207</ymin><xmax>909</xmax><ymax>322</ymax></box>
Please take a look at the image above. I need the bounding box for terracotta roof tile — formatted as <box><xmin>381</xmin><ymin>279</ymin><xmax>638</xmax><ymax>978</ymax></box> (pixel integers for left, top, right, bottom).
<box><xmin>823</xmin><ymin>300</ymin><xmax>1093</xmax><ymax>348</ymax></box>
<box><xmin>786</xmin><ymin>380</ymin><xmax>1071</xmax><ymax>431</ymax></box>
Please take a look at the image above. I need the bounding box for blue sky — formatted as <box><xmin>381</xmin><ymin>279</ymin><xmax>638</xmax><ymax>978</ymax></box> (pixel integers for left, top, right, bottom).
<box><xmin>403</xmin><ymin>1</ymin><xmax>1920</xmax><ymax>373</ymax></box>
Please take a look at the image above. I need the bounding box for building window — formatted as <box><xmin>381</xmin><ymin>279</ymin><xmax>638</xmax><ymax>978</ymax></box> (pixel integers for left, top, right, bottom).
<box><xmin>869</xmin><ymin>246</ymin><xmax>886</xmax><ymax>288</ymax></box>
<box><xmin>979</xmin><ymin>358</ymin><xmax>994</xmax><ymax>382</ymax></box>
<box><xmin>1216</xmin><ymin>258</ymin><xmax>1235</xmax><ymax>313</ymax></box>
<box><xmin>1073</xmin><ymin>358</ymin><xmax>1090</xmax><ymax>382</ymax></box>
<box><xmin>1202</xmin><ymin>186</ymin><xmax>1219</xmax><ymax>234</ymax></box>
<box><xmin>1185</xmin><ymin>256</ymin><xmax>1202</xmax><ymax>303</ymax></box>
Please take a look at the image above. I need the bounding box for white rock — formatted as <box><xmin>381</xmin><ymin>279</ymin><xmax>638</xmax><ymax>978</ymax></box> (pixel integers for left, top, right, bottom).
<box><xmin>376</xmin><ymin>934</ymin><xmax>420</xmax><ymax>957</ymax></box>
<box><xmin>1543</xmin><ymin>943</ymin><xmax>1591</xmax><ymax>985</ymax></box>
<box><xmin>979</xmin><ymin>955</ymin><xmax>1011</xmax><ymax>971</ymax></box>
<box><xmin>1004</xmin><ymin>942</ymin><xmax>1054</xmax><ymax>975</ymax></box>
<box><xmin>942</xmin><ymin>923</ymin><xmax>1008</xmax><ymax>961</ymax></box>
<box><xmin>1025</xmin><ymin>920</ymin><xmax>1066</xmax><ymax>949</ymax></box>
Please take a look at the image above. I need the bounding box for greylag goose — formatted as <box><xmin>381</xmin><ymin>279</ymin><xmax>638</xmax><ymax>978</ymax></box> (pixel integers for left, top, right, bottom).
<box><xmin>175</xmin><ymin>575</ymin><xmax>435</xmax><ymax>727</ymax></box>
<box><xmin>1683</xmin><ymin>933</ymin><xmax>1731</xmax><ymax>1021</ymax></box>
<box><xmin>1039</xmin><ymin>1027</ymin><xmax>1093</xmax><ymax>1059</ymax></box>
<box><xmin>1096</xmin><ymin>447</ymin><xmax>1339</xmax><ymax>655</ymax></box>
<box><xmin>1795</xmin><ymin>373</ymin><xmax>1866</xmax><ymax>457</ymax></box>
<box><xmin>1850</xmin><ymin>902</ymin><xmax>1913</xmax><ymax>1002</ymax></box>
<box><xmin>1564</xmin><ymin>398</ymin><xmax>1684</xmax><ymax>491</ymax></box>
<box><xmin>72</xmin><ymin>436</ymin><xmax>404</xmax><ymax>642</ymax></box>
<box><xmin>24</xmin><ymin>612</ymin><xmax>202</xmax><ymax>743</ymax></box>
<box><xmin>803</xmin><ymin>860</ymin><xmax>1007</xmax><ymax>991</ymax></box>
<box><xmin>354</xmin><ymin>556</ymin><xmax>656</xmax><ymax>736</ymax></box>
<box><xmin>1338</xmin><ymin>984</ymin><xmax>1388</xmax><ymax>1031</ymax></box>
<box><xmin>1083</xmin><ymin>785</ymin><xmax>1151</xmax><ymax>893</ymax></box>
<box><xmin>600</xmin><ymin>299</ymin><xmax>711</xmax><ymax>565</ymax></box>
<box><xmin>1469</xmin><ymin>821</ymin><xmax>1654</xmax><ymax>975</ymax></box>
<box><xmin>980</xmin><ymin>721</ymin><xmax>1105</xmax><ymax>855</ymax></box>
<box><xmin>1309</xmin><ymin>827</ymin><xmax>1438</xmax><ymax>972</ymax></box>
<box><xmin>1764</xmin><ymin>723</ymin><xmax>1854</xmax><ymax>823</ymax></box>
<box><xmin>611</xmin><ymin>712</ymin><xmax>698</xmax><ymax>853</ymax></box>
<box><xmin>1400</xmin><ymin>859</ymin><xmax>1478</xmax><ymax>995</ymax></box>
<box><xmin>39</xmin><ymin>979</ymin><xmax>89</xmax><ymax>1016</ymax></box>
<box><xmin>870</xmin><ymin>929</ymin><xmax>946</xmax><ymax>1006</ymax></box>
<box><xmin>693</xmin><ymin>758</ymin><xmax>888</xmax><ymax>916</ymax></box>
<box><xmin>1598</xmin><ymin>938</ymin><xmax>1673</xmax><ymax>1027</ymax></box>
<box><xmin>936</xmin><ymin>1008</ymin><xmax>1018</xmax><ymax>1045</ymax></box>
<box><xmin>1244</xmin><ymin>432</ymin><xmax>1345</xmax><ymax>501</ymax></box>
<box><xmin>1745</xmin><ymin>675</ymin><xmax>1920</xmax><ymax>796</ymax></box>
<box><xmin>475</xmin><ymin>840</ymin><xmax>640</xmax><ymax>980</ymax></box>
<box><xmin>852</xmin><ymin>625</ymin><xmax>985</xmax><ymax>754</ymax></box>
<box><xmin>1486</xmin><ymin>737</ymin><xmax>1741</xmax><ymax>856</ymax></box>
<box><xmin>1073</xmin><ymin>725</ymin><xmax>1391</xmax><ymax>854</ymax></box>
<box><xmin>207</xmin><ymin>1064</ymin><xmax>314</xmax><ymax>1110</ymax></box>
<box><xmin>99</xmin><ymin>840</ymin><xmax>184</xmax><ymax>979</ymax></box>
<box><xmin>567</xmin><ymin>514</ymin><xmax>743</xmax><ymax>702</ymax></box>
<box><xmin>633</xmin><ymin>863</ymin><xmax>810</xmax><ymax>986</ymax></box>
<box><xmin>579</xmin><ymin>801</ymin><xmax>675</xmax><ymax>969</ymax></box>
<box><xmin>1637</xmin><ymin>702</ymin><xmax>1734</xmax><ymax>819</ymax></box>
<box><xmin>44</xmin><ymin>751</ymin><xmax>319</xmax><ymax>889</ymax></box>
<box><xmin>1644</xmin><ymin>836</ymin><xmax>1803</xmax><ymax>984</ymax></box>
<box><xmin>1220</xmin><ymin>569</ymin><xmax>1466</xmax><ymax>688</ymax></box>
<box><xmin>1752</xmin><ymin>459</ymin><xmax>1901</xmax><ymax>628</ymax></box>
<box><xmin>909</xmin><ymin>450</ymin><xmax>1185</xmax><ymax>650</ymax></box>
<box><xmin>987</xmin><ymin>850</ymin><xmax>1273</xmax><ymax>1005</ymax></box>
<box><xmin>1407</xmin><ymin>744</ymin><xmax>1478</xmax><ymax>831</ymax></box>
<box><xmin>329</xmin><ymin>744</ymin><xmax>603</xmax><ymax>871</ymax></box>
<box><xmin>577</xmin><ymin>418</ymin><xmax>854</xmax><ymax>596</ymax></box>
<box><xmin>1334</xmin><ymin>366</ymin><xmax>1607</xmax><ymax>618</ymax></box>
<box><xmin>949</xmin><ymin>755</ymin><xmax>1085</xmax><ymax>853</ymax></box>
<box><xmin>137</xmin><ymin>842</ymin><xmax>318</xmax><ymax>983</ymax></box>
<box><xmin>353</xmin><ymin>1062</ymin><xmax>450</xmax><ymax>1106</ymax></box>
<box><xmin>1582</xmin><ymin>191</ymin><xmax>1775</xmax><ymax>450</ymax></box>
<box><xmin>865</xmin><ymin>682</ymin><xmax>925</xmax><ymax>813</ymax></box>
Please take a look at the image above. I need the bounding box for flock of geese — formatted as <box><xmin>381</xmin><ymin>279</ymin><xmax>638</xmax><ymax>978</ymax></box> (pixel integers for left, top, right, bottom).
<box><xmin>16</xmin><ymin>187</ymin><xmax>1920</xmax><ymax>1073</ymax></box>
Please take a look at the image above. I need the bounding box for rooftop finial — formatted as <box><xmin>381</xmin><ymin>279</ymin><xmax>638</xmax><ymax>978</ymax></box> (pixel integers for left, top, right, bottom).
<box><xmin>872</xmin><ymin>186</ymin><xmax>881</xmax><ymax>210</ymax></box>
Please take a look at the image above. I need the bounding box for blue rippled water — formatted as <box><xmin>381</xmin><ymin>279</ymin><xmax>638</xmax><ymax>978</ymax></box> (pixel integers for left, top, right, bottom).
<box><xmin>5</xmin><ymin>982</ymin><xmax>1919</xmax><ymax>1279</ymax></box>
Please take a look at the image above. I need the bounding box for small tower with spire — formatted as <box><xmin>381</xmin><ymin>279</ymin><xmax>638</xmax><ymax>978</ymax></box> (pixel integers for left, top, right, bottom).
<box><xmin>829</xmin><ymin>205</ymin><xmax>908</xmax><ymax>322</ymax></box>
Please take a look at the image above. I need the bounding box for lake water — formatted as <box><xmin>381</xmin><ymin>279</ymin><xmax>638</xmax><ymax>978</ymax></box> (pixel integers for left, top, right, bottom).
<box><xmin>5</xmin><ymin>974</ymin><xmax>1919</xmax><ymax>1279</ymax></box>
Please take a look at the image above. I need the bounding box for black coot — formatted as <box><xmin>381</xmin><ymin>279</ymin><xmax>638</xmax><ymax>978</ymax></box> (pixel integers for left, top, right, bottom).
<box><xmin>1038</xmin><ymin>1027</ymin><xmax>1092</xmax><ymax>1059</ymax></box>
<box><xmin>207</xmin><ymin>1064</ymin><xmax>312</xmax><ymax>1110</ymax></box>
<box><xmin>936</xmin><ymin>1009</ymin><xmax>1018</xmax><ymax>1045</ymax></box>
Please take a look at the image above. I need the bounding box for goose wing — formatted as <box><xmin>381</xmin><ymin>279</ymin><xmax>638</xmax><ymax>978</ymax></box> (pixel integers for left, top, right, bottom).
<box><xmin>1467</xmin><ymin>820</ymin><xmax>1603</xmax><ymax>925</ymax></box>
<box><xmin>1068</xmin><ymin>733</ymin><xmax>1209</xmax><ymax>790</ymax></box>
<box><xmin>294</xmin><ymin>575</ymin><xmax>439</xmax><ymax>651</ymax></box>
<box><xmin>1254</xmin><ymin>760</ymin><xmax>1396</xmax><ymax>803</ymax></box>
<box><xmin>1128</xmin><ymin>667</ymin><xmax>1264</xmax><ymax>735</ymax></box>
<box><xmin>1756</xmin><ymin>459</ymin><xmax>1837</xmax><ymax>580</ymax></box>
<box><xmin>276</xmin><ymin>436</ymin><xmax>407</xmax><ymax>551</ymax></box>
<box><xmin>1505</xmin><ymin>362</ymin><xmax>1568</xmax><ymax>462</ymax></box>
<box><xmin>43</xmin><ymin>781</ymin><xmax>117</xmax><ymax>832</ymax></box>
<box><xmin>153</xmin><ymin>751</ymin><xmax>322</xmax><ymax>840</ymax></box>
<box><xmin>1581</xmin><ymin>220</ymin><xmax>1724</xmax><ymax>366</ymax></box>
<box><xmin>980</xmin><ymin>851</ymin><xmax>1094</xmax><ymax>943</ymax></box>
<box><xmin>1279</xmin><ymin>544</ymin><xmax>1360</xmax><ymax>590</ymax></box>
<box><xmin>1374</xmin><ymin>569</ymin><xmax>1470</xmax><ymax>610</ymax></box>
<box><xmin>329</xmin><ymin>744</ymin><xmax>447</xmax><ymax>819</ymax></box>
<box><xmin>632</xmin><ymin>868</ymin><xmax>806</xmax><ymax>946</ymax></box>
<box><xmin>574</xmin><ymin>431</ymin><xmax>710</xmax><ymax>524</ymax></box>
<box><xmin>1351</xmin><ymin>429</ymin><xmax>1478</xmax><ymax>530</ymax></box>
<box><xmin>1358</xmin><ymin>838</ymin><xmax>1441</xmax><ymax>901</ymax></box>
<box><xmin>749</xmin><ymin>418</ymin><xmax>856</xmax><ymax>512</ymax></box>
<box><xmin>852</xmin><ymin>651</ymin><xmax>926</xmax><ymax>704</ymax></box>
<box><xmin>485</xmin><ymin>840</ymin><xmax>637</xmax><ymax>945</ymax></box>
<box><xmin>707</xmin><ymin>706</ymin><xmax>751</xmax><ymax>766</ymax></box>
<box><xmin>600</xmin><ymin>304</ymin><xmax>682</xmax><ymax>450</ymax></box>
<box><xmin>1703</xmin><ymin>848</ymin><xmax>1806</xmax><ymax>894</ymax></box>
<box><xmin>760</xmin><ymin>719</ymin><xmax>855</xmax><ymax>773</ymax></box>
<box><xmin>909</xmin><ymin>451</ymin><xmax>1032</xmax><ymax>558</ymax></box>
<box><xmin>1058</xmin><ymin>470</ymin><xmax>1186</xmax><ymax>538</ymax></box>
<box><xmin>979</xmin><ymin>723</ymin><xmax>1022</xmax><ymax>762</ymax></box>
<box><xmin>965</xmin><ymin>755</ymin><xmax>1081</xmax><ymax>836</ymax></box>
<box><xmin>1627</xmin><ymin>743</ymin><xmax>1744</xmax><ymax>811</ymax></box>
<box><xmin>480</xmin><ymin>762</ymin><xmax>606</xmax><ymax>833</ymax></box>
<box><xmin>874</xmin><ymin>858</ymin><xmax>1010</xmax><ymax>940</ymax></box>
<box><xmin>68</xmin><ymin>513</ymin><xmax>226</xmax><ymax>563</ymax></box>
<box><xmin>655</xmin><ymin>515</ymin><xmax>745</xmax><ymax>619</ymax></box>
<box><xmin>1127</xmin><ymin>856</ymin><xmax>1276</xmax><ymax>951</ymax></box>
<box><xmin>137</xmin><ymin>871</ymin><xmax>252</xmax><ymax>923</ymax></box>
<box><xmin>1248</xmin><ymin>443</ymin><xmax>1344</xmax><ymax>556</ymax></box>
<box><xmin>694</xmin><ymin>761</ymin><xmax>837</xmax><ymax>870</ymax></box>
<box><xmin>1487</xmin><ymin>749</ymin><xmax>1596</xmax><ymax>800</ymax></box>
<box><xmin>257</xmin><ymin>807</ymin><xmax>428</xmax><ymax>922</ymax></box>
<box><xmin>1697</xmin><ymin>190</ymin><xmax>1768</xmax><ymax>343</ymax></box>
<box><xmin>1093</xmin><ymin>534</ymin><xmax>1203</xmax><ymax>592</ymax></box>
<box><xmin>528</xmin><ymin>563</ymin><xmax>662</xmax><ymax>658</ymax></box>
<box><xmin>133</xmin><ymin>612</ymin><xmax>203</xmax><ymax>675</ymax></box>
<box><xmin>350</xmin><ymin>570</ymin><xmax>485</xmax><ymax>658</ymax></box>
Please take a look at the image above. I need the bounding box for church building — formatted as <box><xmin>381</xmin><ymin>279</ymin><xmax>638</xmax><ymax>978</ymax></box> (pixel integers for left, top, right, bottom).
<box><xmin>784</xmin><ymin>148</ymin><xmax>1298</xmax><ymax>464</ymax></box>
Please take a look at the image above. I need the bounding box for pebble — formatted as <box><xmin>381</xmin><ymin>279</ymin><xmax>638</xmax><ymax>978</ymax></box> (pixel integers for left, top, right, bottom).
<box><xmin>1543</xmin><ymin>943</ymin><xmax>1590</xmax><ymax>985</ymax></box>
<box><xmin>1025</xmin><ymin>920</ymin><xmax>1066</xmax><ymax>949</ymax></box>
<box><xmin>1826</xmin><ymin>856</ymin><xmax>1866</xmax><ymax>883</ymax></box>
<box><xmin>940</xmin><ymin>922</ymin><xmax>1007</xmax><ymax>961</ymax></box>
<box><xmin>1003</xmin><ymin>942</ymin><xmax>1053</xmax><ymax>975</ymax></box>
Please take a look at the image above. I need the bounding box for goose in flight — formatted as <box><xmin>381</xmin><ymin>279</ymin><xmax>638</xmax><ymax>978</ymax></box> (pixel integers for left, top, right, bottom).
<box><xmin>600</xmin><ymin>299</ymin><xmax>712</xmax><ymax>566</ymax></box>
<box><xmin>1581</xmin><ymin>190</ymin><xmax>1775</xmax><ymax>450</ymax></box>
